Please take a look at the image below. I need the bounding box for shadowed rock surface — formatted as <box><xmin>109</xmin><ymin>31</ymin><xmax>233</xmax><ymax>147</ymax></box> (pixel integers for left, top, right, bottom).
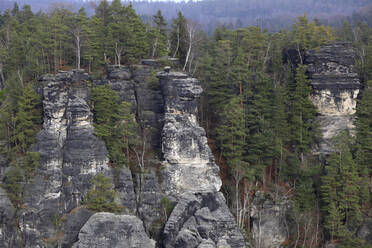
<box><xmin>0</xmin><ymin>188</ymin><xmax>19</xmax><ymax>247</ymax></box>
<box><xmin>250</xmin><ymin>191</ymin><xmax>291</xmax><ymax>248</ymax></box>
<box><xmin>305</xmin><ymin>42</ymin><xmax>361</xmax><ymax>154</ymax></box>
<box><xmin>163</xmin><ymin>192</ymin><xmax>249</xmax><ymax>248</ymax></box>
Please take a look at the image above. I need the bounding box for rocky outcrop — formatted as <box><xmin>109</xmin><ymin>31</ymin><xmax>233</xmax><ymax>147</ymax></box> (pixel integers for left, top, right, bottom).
<box><xmin>357</xmin><ymin>219</ymin><xmax>372</xmax><ymax>245</ymax></box>
<box><xmin>163</xmin><ymin>192</ymin><xmax>249</xmax><ymax>248</ymax></box>
<box><xmin>157</xmin><ymin>71</ymin><xmax>222</xmax><ymax>196</ymax></box>
<box><xmin>72</xmin><ymin>212</ymin><xmax>155</xmax><ymax>248</ymax></box>
<box><xmin>18</xmin><ymin>70</ymin><xmax>136</xmax><ymax>247</ymax></box>
<box><xmin>306</xmin><ymin>42</ymin><xmax>361</xmax><ymax>154</ymax></box>
<box><xmin>0</xmin><ymin>65</ymin><xmax>248</xmax><ymax>247</ymax></box>
<box><xmin>158</xmin><ymin>71</ymin><xmax>247</xmax><ymax>248</ymax></box>
<box><xmin>0</xmin><ymin>188</ymin><xmax>19</xmax><ymax>247</ymax></box>
<box><xmin>250</xmin><ymin>191</ymin><xmax>291</xmax><ymax>248</ymax></box>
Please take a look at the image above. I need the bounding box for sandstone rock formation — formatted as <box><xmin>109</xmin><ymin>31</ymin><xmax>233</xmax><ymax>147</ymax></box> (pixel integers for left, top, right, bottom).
<box><xmin>306</xmin><ymin>42</ymin><xmax>361</xmax><ymax>154</ymax></box>
<box><xmin>163</xmin><ymin>192</ymin><xmax>248</xmax><ymax>248</ymax></box>
<box><xmin>72</xmin><ymin>212</ymin><xmax>155</xmax><ymax>248</ymax></box>
<box><xmin>157</xmin><ymin>71</ymin><xmax>222</xmax><ymax>196</ymax></box>
<box><xmin>0</xmin><ymin>63</ymin><xmax>248</xmax><ymax>247</ymax></box>
<box><xmin>250</xmin><ymin>191</ymin><xmax>291</xmax><ymax>248</ymax></box>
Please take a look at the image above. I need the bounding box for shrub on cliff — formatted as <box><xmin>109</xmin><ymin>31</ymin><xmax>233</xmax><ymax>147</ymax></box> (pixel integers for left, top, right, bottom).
<box><xmin>84</xmin><ymin>173</ymin><xmax>124</xmax><ymax>213</ymax></box>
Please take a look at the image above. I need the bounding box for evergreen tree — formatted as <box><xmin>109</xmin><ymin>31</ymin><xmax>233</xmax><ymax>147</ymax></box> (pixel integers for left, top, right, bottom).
<box><xmin>321</xmin><ymin>132</ymin><xmax>362</xmax><ymax>241</ymax></box>
<box><xmin>216</xmin><ymin>96</ymin><xmax>247</xmax><ymax>171</ymax></box>
<box><xmin>170</xmin><ymin>11</ymin><xmax>188</xmax><ymax>61</ymax></box>
<box><xmin>355</xmin><ymin>43</ymin><xmax>372</xmax><ymax>206</ymax></box>
<box><xmin>11</xmin><ymin>83</ymin><xmax>41</xmax><ymax>154</ymax></box>
<box><xmin>288</xmin><ymin>64</ymin><xmax>319</xmax><ymax>160</ymax></box>
<box><xmin>150</xmin><ymin>10</ymin><xmax>168</xmax><ymax>58</ymax></box>
<box><xmin>91</xmin><ymin>85</ymin><xmax>138</xmax><ymax>167</ymax></box>
<box><xmin>84</xmin><ymin>173</ymin><xmax>123</xmax><ymax>213</ymax></box>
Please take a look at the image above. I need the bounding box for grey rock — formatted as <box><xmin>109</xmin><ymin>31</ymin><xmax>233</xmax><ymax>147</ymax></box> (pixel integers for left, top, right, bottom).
<box><xmin>73</xmin><ymin>212</ymin><xmax>155</xmax><ymax>248</ymax></box>
<box><xmin>198</xmin><ymin>239</ymin><xmax>216</xmax><ymax>248</ymax></box>
<box><xmin>163</xmin><ymin>192</ymin><xmax>249</xmax><ymax>248</ymax></box>
<box><xmin>357</xmin><ymin>219</ymin><xmax>372</xmax><ymax>245</ymax></box>
<box><xmin>157</xmin><ymin>71</ymin><xmax>221</xmax><ymax>196</ymax></box>
<box><xmin>62</xmin><ymin>207</ymin><xmax>94</xmax><ymax>248</ymax></box>
<box><xmin>0</xmin><ymin>188</ymin><xmax>19</xmax><ymax>247</ymax></box>
<box><xmin>20</xmin><ymin>70</ymin><xmax>113</xmax><ymax>247</ymax></box>
<box><xmin>135</xmin><ymin>170</ymin><xmax>164</xmax><ymax>240</ymax></box>
<box><xmin>107</xmin><ymin>65</ymin><xmax>132</xmax><ymax>80</ymax></box>
<box><xmin>305</xmin><ymin>42</ymin><xmax>361</xmax><ymax>154</ymax></box>
<box><xmin>133</xmin><ymin>65</ymin><xmax>164</xmax><ymax>150</ymax></box>
<box><xmin>115</xmin><ymin>166</ymin><xmax>137</xmax><ymax>212</ymax></box>
<box><xmin>251</xmin><ymin>191</ymin><xmax>291</xmax><ymax>248</ymax></box>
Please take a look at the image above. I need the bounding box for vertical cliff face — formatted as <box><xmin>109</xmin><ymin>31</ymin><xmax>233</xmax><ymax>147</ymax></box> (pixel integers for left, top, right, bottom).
<box><xmin>20</xmin><ymin>70</ymin><xmax>109</xmax><ymax>247</ymax></box>
<box><xmin>305</xmin><ymin>42</ymin><xmax>361</xmax><ymax>154</ymax></box>
<box><xmin>157</xmin><ymin>71</ymin><xmax>247</xmax><ymax>248</ymax></box>
<box><xmin>157</xmin><ymin>71</ymin><xmax>222</xmax><ymax>196</ymax></box>
<box><xmin>0</xmin><ymin>63</ymin><xmax>247</xmax><ymax>248</ymax></box>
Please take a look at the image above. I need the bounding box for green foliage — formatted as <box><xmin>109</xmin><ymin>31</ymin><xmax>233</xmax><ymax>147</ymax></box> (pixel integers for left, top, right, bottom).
<box><xmin>216</xmin><ymin>96</ymin><xmax>247</xmax><ymax>171</ymax></box>
<box><xmin>11</xmin><ymin>83</ymin><xmax>41</xmax><ymax>154</ymax></box>
<box><xmin>84</xmin><ymin>173</ymin><xmax>123</xmax><ymax>213</ymax></box>
<box><xmin>150</xmin><ymin>10</ymin><xmax>168</xmax><ymax>58</ymax></box>
<box><xmin>355</xmin><ymin>47</ymin><xmax>372</xmax><ymax>206</ymax></box>
<box><xmin>321</xmin><ymin>132</ymin><xmax>362</xmax><ymax>241</ymax></box>
<box><xmin>3</xmin><ymin>166</ymin><xmax>23</xmax><ymax>207</ymax></box>
<box><xmin>146</xmin><ymin>69</ymin><xmax>160</xmax><ymax>90</ymax></box>
<box><xmin>292</xmin><ymin>15</ymin><xmax>335</xmax><ymax>63</ymax></box>
<box><xmin>170</xmin><ymin>11</ymin><xmax>188</xmax><ymax>62</ymax></box>
<box><xmin>288</xmin><ymin>64</ymin><xmax>319</xmax><ymax>157</ymax></box>
<box><xmin>91</xmin><ymin>85</ymin><xmax>138</xmax><ymax>167</ymax></box>
<box><xmin>161</xmin><ymin>196</ymin><xmax>175</xmax><ymax>219</ymax></box>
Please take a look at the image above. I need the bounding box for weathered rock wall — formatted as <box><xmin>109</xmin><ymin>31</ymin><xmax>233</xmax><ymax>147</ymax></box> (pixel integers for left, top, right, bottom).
<box><xmin>305</xmin><ymin>42</ymin><xmax>361</xmax><ymax>154</ymax></box>
<box><xmin>157</xmin><ymin>71</ymin><xmax>222</xmax><ymax>196</ymax></box>
<box><xmin>0</xmin><ymin>62</ymin><xmax>247</xmax><ymax>248</ymax></box>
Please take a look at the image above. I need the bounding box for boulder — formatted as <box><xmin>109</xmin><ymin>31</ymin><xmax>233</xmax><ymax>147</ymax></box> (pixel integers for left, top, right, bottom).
<box><xmin>163</xmin><ymin>192</ymin><xmax>249</xmax><ymax>248</ymax></box>
<box><xmin>73</xmin><ymin>212</ymin><xmax>155</xmax><ymax>248</ymax></box>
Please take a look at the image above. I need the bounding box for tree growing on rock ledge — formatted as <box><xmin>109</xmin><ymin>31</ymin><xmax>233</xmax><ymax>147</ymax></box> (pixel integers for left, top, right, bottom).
<box><xmin>84</xmin><ymin>173</ymin><xmax>124</xmax><ymax>213</ymax></box>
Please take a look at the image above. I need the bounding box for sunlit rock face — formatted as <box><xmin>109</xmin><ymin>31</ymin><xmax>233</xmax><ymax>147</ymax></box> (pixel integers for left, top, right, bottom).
<box><xmin>157</xmin><ymin>71</ymin><xmax>222</xmax><ymax>196</ymax></box>
<box><xmin>305</xmin><ymin>42</ymin><xmax>361</xmax><ymax>154</ymax></box>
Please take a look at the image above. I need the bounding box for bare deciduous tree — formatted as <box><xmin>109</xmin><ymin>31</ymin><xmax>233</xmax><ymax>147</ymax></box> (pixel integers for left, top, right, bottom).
<box><xmin>183</xmin><ymin>20</ymin><xmax>202</xmax><ymax>72</ymax></box>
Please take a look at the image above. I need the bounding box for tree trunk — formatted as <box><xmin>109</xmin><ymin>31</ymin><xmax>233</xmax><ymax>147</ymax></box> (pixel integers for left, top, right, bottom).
<box><xmin>76</xmin><ymin>36</ymin><xmax>81</xmax><ymax>69</ymax></box>
<box><xmin>183</xmin><ymin>42</ymin><xmax>192</xmax><ymax>71</ymax></box>
<box><xmin>173</xmin><ymin>27</ymin><xmax>180</xmax><ymax>58</ymax></box>
<box><xmin>0</xmin><ymin>61</ymin><xmax>4</xmax><ymax>88</ymax></box>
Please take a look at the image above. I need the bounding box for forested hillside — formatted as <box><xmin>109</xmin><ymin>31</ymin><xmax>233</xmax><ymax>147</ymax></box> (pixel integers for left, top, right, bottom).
<box><xmin>0</xmin><ymin>1</ymin><xmax>371</xmax><ymax>247</ymax></box>
<box><xmin>1</xmin><ymin>0</ymin><xmax>372</xmax><ymax>32</ymax></box>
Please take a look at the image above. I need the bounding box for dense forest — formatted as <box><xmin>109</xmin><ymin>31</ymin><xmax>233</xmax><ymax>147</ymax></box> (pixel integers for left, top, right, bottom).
<box><xmin>0</xmin><ymin>0</ymin><xmax>371</xmax><ymax>247</ymax></box>
<box><xmin>1</xmin><ymin>0</ymin><xmax>372</xmax><ymax>32</ymax></box>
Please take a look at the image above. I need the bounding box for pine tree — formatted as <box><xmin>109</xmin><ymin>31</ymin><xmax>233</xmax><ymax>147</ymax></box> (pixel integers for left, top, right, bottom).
<box><xmin>91</xmin><ymin>85</ymin><xmax>138</xmax><ymax>167</ymax></box>
<box><xmin>84</xmin><ymin>173</ymin><xmax>123</xmax><ymax>213</ymax></box>
<box><xmin>355</xmin><ymin>43</ymin><xmax>372</xmax><ymax>206</ymax></box>
<box><xmin>11</xmin><ymin>83</ymin><xmax>41</xmax><ymax>154</ymax></box>
<box><xmin>216</xmin><ymin>96</ymin><xmax>246</xmax><ymax>167</ymax></box>
<box><xmin>150</xmin><ymin>10</ymin><xmax>168</xmax><ymax>58</ymax></box>
<box><xmin>288</xmin><ymin>64</ymin><xmax>319</xmax><ymax>160</ymax></box>
<box><xmin>170</xmin><ymin>11</ymin><xmax>188</xmax><ymax>61</ymax></box>
<box><xmin>321</xmin><ymin>132</ymin><xmax>362</xmax><ymax>241</ymax></box>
